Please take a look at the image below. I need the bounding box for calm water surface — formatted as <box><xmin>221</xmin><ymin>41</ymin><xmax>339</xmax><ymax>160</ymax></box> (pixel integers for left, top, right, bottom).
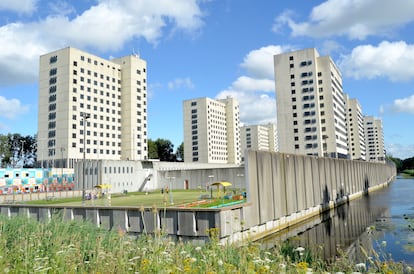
<box><xmin>260</xmin><ymin>177</ymin><xmax>414</xmax><ymax>265</ymax></box>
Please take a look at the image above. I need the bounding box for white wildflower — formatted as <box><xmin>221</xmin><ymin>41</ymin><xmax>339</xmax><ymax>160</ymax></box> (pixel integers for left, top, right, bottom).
<box><xmin>355</xmin><ymin>262</ymin><xmax>366</xmax><ymax>272</ymax></box>
<box><xmin>252</xmin><ymin>258</ymin><xmax>263</xmax><ymax>264</ymax></box>
<box><xmin>295</xmin><ymin>246</ymin><xmax>305</xmax><ymax>252</ymax></box>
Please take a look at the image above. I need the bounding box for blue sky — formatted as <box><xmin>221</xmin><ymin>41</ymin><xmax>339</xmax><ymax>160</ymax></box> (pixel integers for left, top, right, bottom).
<box><xmin>1</xmin><ymin>0</ymin><xmax>414</xmax><ymax>159</ymax></box>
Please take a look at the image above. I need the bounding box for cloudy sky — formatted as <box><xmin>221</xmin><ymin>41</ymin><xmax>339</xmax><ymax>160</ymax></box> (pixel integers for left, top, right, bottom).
<box><xmin>1</xmin><ymin>0</ymin><xmax>414</xmax><ymax>159</ymax></box>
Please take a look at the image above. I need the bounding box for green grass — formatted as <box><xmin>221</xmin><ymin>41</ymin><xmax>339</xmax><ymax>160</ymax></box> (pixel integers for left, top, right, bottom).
<box><xmin>0</xmin><ymin>215</ymin><xmax>410</xmax><ymax>273</ymax></box>
<box><xmin>401</xmin><ymin>169</ymin><xmax>414</xmax><ymax>178</ymax></box>
<box><xmin>25</xmin><ymin>189</ymin><xmax>245</xmax><ymax>208</ymax></box>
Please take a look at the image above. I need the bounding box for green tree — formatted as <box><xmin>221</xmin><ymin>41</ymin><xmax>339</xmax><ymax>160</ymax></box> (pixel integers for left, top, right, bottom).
<box><xmin>21</xmin><ymin>134</ymin><xmax>37</xmax><ymax>167</ymax></box>
<box><xmin>387</xmin><ymin>155</ymin><xmax>403</xmax><ymax>172</ymax></box>
<box><xmin>155</xmin><ymin>138</ymin><xmax>175</xmax><ymax>161</ymax></box>
<box><xmin>402</xmin><ymin>156</ymin><xmax>414</xmax><ymax>172</ymax></box>
<box><xmin>0</xmin><ymin>133</ymin><xmax>37</xmax><ymax>168</ymax></box>
<box><xmin>147</xmin><ymin>139</ymin><xmax>158</xmax><ymax>159</ymax></box>
<box><xmin>176</xmin><ymin>142</ymin><xmax>184</xmax><ymax>162</ymax></box>
<box><xmin>0</xmin><ymin>134</ymin><xmax>12</xmax><ymax>167</ymax></box>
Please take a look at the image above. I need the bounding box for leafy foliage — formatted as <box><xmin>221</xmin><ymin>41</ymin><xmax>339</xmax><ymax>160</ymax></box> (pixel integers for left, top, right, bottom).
<box><xmin>176</xmin><ymin>142</ymin><xmax>184</xmax><ymax>161</ymax></box>
<box><xmin>0</xmin><ymin>133</ymin><xmax>37</xmax><ymax>168</ymax></box>
<box><xmin>147</xmin><ymin>138</ymin><xmax>177</xmax><ymax>161</ymax></box>
<box><xmin>387</xmin><ymin>155</ymin><xmax>403</xmax><ymax>172</ymax></box>
<box><xmin>147</xmin><ymin>139</ymin><xmax>158</xmax><ymax>159</ymax></box>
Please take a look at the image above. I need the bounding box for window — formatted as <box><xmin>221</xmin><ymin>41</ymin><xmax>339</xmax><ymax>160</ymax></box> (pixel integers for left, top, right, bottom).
<box><xmin>50</xmin><ymin>55</ymin><xmax>58</xmax><ymax>63</ymax></box>
<box><xmin>49</xmin><ymin>68</ymin><xmax>57</xmax><ymax>76</ymax></box>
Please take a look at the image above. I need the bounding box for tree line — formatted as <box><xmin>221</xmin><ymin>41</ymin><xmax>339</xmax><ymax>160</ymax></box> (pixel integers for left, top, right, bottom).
<box><xmin>147</xmin><ymin>138</ymin><xmax>184</xmax><ymax>162</ymax></box>
<box><xmin>0</xmin><ymin>134</ymin><xmax>184</xmax><ymax>168</ymax></box>
<box><xmin>387</xmin><ymin>155</ymin><xmax>414</xmax><ymax>173</ymax></box>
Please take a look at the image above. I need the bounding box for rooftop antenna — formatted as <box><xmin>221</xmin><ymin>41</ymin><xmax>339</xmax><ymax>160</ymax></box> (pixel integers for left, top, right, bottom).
<box><xmin>132</xmin><ymin>48</ymin><xmax>140</xmax><ymax>58</ymax></box>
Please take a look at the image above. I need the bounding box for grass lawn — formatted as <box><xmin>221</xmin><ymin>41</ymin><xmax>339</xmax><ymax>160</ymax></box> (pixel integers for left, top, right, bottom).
<box><xmin>26</xmin><ymin>188</ymin><xmax>246</xmax><ymax>208</ymax></box>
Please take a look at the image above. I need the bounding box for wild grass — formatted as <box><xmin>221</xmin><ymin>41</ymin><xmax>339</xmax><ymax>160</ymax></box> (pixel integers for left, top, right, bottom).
<box><xmin>401</xmin><ymin>169</ymin><xmax>414</xmax><ymax>178</ymax></box>
<box><xmin>0</xmin><ymin>215</ymin><xmax>411</xmax><ymax>273</ymax></box>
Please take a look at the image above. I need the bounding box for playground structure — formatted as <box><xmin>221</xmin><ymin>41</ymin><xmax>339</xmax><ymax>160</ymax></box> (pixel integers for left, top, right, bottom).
<box><xmin>0</xmin><ymin>168</ymin><xmax>75</xmax><ymax>195</ymax></box>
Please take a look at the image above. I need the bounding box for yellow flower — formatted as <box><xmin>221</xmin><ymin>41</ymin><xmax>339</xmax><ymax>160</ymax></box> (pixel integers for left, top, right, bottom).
<box><xmin>297</xmin><ymin>261</ymin><xmax>308</xmax><ymax>270</ymax></box>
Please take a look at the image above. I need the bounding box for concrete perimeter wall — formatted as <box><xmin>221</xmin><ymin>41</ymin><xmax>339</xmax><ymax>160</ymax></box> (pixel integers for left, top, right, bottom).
<box><xmin>239</xmin><ymin>151</ymin><xmax>396</xmax><ymax>242</ymax></box>
<box><xmin>0</xmin><ymin>151</ymin><xmax>396</xmax><ymax>244</ymax></box>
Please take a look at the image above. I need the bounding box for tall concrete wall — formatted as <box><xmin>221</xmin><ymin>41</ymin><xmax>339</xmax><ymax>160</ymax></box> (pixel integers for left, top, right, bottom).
<box><xmin>243</xmin><ymin>151</ymin><xmax>396</xmax><ymax>231</ymax></box>
<box><xmin>0</xmin><ymin>151</ymin><xmax>396</xmax><ymax>244</ymax></box>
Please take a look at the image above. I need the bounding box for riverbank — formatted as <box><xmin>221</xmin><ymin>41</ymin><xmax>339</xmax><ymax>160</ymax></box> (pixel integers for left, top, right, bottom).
<box><xmin>0</xmin><ymin>215</ymin><xmax>410</xmax><ymax>273</ymax></box>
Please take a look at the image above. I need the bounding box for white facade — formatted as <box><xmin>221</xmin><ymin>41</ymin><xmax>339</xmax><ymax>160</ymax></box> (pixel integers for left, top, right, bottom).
<box><xmin>38</xmin><ymin>47</ymin><xmax>148</xmax><ymax>169</ymax></box>
<box><xmin>274</xmin><ymin>48</ymin><xmax>348</xmax><ymax>158</ymax></box>
<box><xmin>183</xmin><ymin>97</ymin><xmax>241</xmax><ymax>164</ymax></box>
<box><xmin>240</xmin><ymin>123</ymin><xmax>278</xmax><ymax>160</ymax></box>
<box><xmin>345</xmin><ymin>96</ymin><xmax>366</xmax><ymax>160</ymax></box>
<box><xmin>364</xmin><ymin>116</ymin><xmax>385</xmax><ymax>162</ymax></box>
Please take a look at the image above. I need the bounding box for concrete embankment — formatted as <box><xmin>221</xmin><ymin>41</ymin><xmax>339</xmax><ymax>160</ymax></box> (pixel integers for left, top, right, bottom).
<box><xmin>224</xmin><ymin>151</ymin><xmax>396</xmax><ymax>244</ymax></box>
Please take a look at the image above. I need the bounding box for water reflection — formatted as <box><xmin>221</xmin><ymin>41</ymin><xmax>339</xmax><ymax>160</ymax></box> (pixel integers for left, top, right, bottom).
<box><xmin>260</xmin><ymin>184</ymin><xmax>391</xmax><ymax>262</ymax></box>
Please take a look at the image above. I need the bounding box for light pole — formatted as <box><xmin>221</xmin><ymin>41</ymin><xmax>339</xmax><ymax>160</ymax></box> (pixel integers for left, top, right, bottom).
<box><xmin>166</xmin><ymin>176</ymin><xmax>175</xmax><ymax>204</ymax></box>
<box><xmin>60</xmin><ymin>147</ymin><xmax>65</xmax><ymax>183</ymax></box>
<box><xmin>20</xmin><ymin>140</ymin><xmax>25</xmax><ymax>167</ymax></box>
<box><xmin>81</xmin><ymin>112</ymin><xmax>90</xmax><ymax>206</ymax></box>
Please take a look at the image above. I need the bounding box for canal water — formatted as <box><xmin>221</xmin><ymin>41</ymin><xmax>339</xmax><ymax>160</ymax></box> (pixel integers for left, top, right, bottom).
<box><xmin>260</xmin><ymin>177</ymin><xmax>414</xmax><ymax>265</ymax></box>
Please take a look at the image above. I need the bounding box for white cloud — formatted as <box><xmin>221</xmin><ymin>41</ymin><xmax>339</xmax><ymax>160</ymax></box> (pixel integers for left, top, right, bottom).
<box><xmin>320</xmin><ymin>40</ymin><xmax>344</xmax><ymax>56</ymax></box>
<box><xmin>339</xmin><ymin>41</ymin><xmax>414</xmax><ymax>81</ymax></box>
<box><xmin>231</xmin><ymin>76</ymin><xmax>274</xmax><ymax>93</ymax></box>
<box><xmin>240</xmin><ymin>45</ymin><xmax>289</xmax><ymax>79</ymax></box>
<box><xmin>47</xmin><ymin>1</ymin><xmax>75</xmax><ymax>17</ymax></box>
<box><xmin>0</xmin><ymin>96</ymin><xmax>30</xmax><ymax>119</ymax></box>
<box><xmin>0</xmin><ymin>0</ymin><xmax>37</xmax><ymax>14</ymax></box>
<box><xmin>390</xmin><ymin>94</ymin><xmax>414</xmax><ymax>114</ymax></box>
<box><xmin>216</xmin><ymin>90</ymin><xmax>276</xmax><ymax>126</ymax></box>
<box><xmin>167</xmin><ymin>77</ymin><xmax>195</xmax><ymax>90</ymax></box>
<box><xmin>215</xmin><ymin>45</ymin><xmax>292</xmax><ymax>126</ymax></box>
<box><xmin>386</xmin><ymin>143</ymin><xmax>414</xmax><ymax>159</ymax></box>
<box><xmin>274</xmin><ymin>0</ymin><xmax>414</xmax><ymax>40</ymax></box>
<box><xmin>0</xmin><ymin>0</ymin><xmax>205</xmax><ymax>86</ymax></box>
